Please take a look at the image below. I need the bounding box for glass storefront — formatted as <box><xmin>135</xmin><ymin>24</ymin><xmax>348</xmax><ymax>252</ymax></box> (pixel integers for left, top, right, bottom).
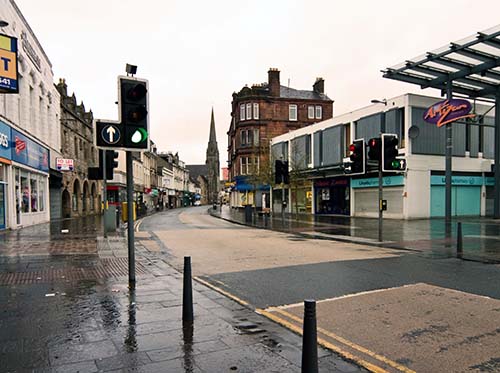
<box><xmin>314</xmin><ymin>178</ymin><xmax>350</xmax><ymax>215</ymax></box>
<box><xmin>14</xmin><ymin>167</ymin><xmax>46</xmax><ymax>215</ymax></box>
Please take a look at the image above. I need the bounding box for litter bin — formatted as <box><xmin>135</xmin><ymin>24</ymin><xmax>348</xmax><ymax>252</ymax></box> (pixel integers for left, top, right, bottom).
<box><xmin>244</xmin><ymin>204</ymin><xmax>252</xmax><ymax>223</ymax></box>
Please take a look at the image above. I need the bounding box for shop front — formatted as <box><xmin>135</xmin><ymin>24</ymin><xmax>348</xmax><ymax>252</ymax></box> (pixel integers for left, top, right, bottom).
<box><xmin>314</xmin><ymin>178</ymin><xmax>350</xmax><ymax>215</ymax></box>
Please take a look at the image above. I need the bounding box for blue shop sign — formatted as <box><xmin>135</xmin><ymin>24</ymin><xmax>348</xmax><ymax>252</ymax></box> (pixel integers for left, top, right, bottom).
<box><xmin>11</xmin><ymin>129</ymin><xmax>49</xmax><ymax>172</ymax></box>
<box><xmin>430</xmin><ymin>175</ymin><xmax>483</xmax><ymax>186</ymax></box>
<box><xmin>485</xmin><ymin>177</ymin><xmax>494</xmax><ymax>186</ymax></box>
<box><xmin>0</xmin><ymin>120</ymin><xmax>12</xmax><ymax>160</ymax></box>
<box><xmin>351</xmin><ymin>175</ymin><xmax>404</xmax><ymax>189</ymax></box>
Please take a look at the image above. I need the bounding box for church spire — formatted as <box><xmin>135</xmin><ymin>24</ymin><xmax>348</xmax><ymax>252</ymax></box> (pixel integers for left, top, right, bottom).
<box><xmin>209</xmin><ymin>107</ymin><xmax>217</xmax><ymax>145</ymax></box>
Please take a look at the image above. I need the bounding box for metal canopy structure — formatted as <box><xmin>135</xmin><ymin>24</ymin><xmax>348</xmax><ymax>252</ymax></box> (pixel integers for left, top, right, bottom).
<box><xmin>381</xmin><ymin>25</ymin><xmax>500</xmax><ymax>223</ymax></box>
<box><xmin>383</xmin><ymin>25</ymin><xmax>500</xmax><ymax>98</ymax></box>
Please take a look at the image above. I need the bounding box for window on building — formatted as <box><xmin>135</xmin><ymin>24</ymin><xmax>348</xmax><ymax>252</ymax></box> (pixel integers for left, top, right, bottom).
<box><xmin>30</xmin><ymin>177</ymin><xmax>38</xmax><ymax>212</ymax></box>
<box><xmin>308</xmin><ymin>106</ymin><xmax>315</xmax><ymax>119</ymax></box>
<box><xmin>254</xmin><ymin>157</ymin><xmax>260</xmax><ymax>174</ymax></box>
<box><xmin>240</xmin><ymin>104</ymin><xmax>245</xmax><ymax>121</ymax></box>
<box><xmin>240</xmin><ymin>157</ymin><xmax>249</xmax><ymax>175</ymax></box>
<box><xmin>253</xmin><ymin>103</ymin><xmax>259</xmax><ymax>119</ymax></box>
<box><xmin>246</xmin><ymin>103</ymin><xmax>252</xmax><ymax>120</ymax></box>
<box><xmin>253</xmin><ymin>129</ymin><xmax>259</xmax><ymax>146</ymax></box>
<box><xmin>315</xmin><ymin>106</ymin><xmax>322</xmax><ymax>120</ymax></box>
<box><xmin>38</xmin><ymin>178</ymin><xmax>45</xmax><ymax>212</ymax></box>
<box><xmin>21</xmin><ymin>171</ymin><xmax>29</xmax><ymax>213</ymax></box>
<box><xmin>306</xmin><ymin>134</ymin><xmax>311</xmax><ymax>165</ymax></box>
<box><xmin>344</xmin><ymin>124</ymin><xmax>351</xmax><ymax>157</ymax></box>
<box><xmin>289</xmin><ymin>104</ymin><xmax>297</xmax><ymax>121</ymax></box>
<box><xmin>240</xmin><ymin>129</ymin><xmax>247</xmax><ymax>146</ymax></box>
<box><xmin>74</xmin><ymin>138</ymin><xmax>78</xmax><ymax>157</ymax></box>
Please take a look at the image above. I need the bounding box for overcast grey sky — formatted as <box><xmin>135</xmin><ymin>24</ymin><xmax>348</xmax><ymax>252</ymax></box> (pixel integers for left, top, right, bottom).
<box><xmin>14</xmin><ymin>0</ymin><xmax>500</xmax><ymax>165</ymax></box>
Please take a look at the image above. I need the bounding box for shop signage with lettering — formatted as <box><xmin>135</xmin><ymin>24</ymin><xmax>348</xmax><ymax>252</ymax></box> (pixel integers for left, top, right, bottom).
<box><xmin>351</xmin><ymin>175</ymin><xmax>404</xmax><ymax>189</ymax></box>
<box><xmin>315</xmin><ymin>178</ymin><xmax>348</xmax><ymax>188</ymax></box>
<box><xmin>430</xmin><ymin>175</ymin><xmax>484</xmax><ymax>186</ymax></box>
<box><xmin>0</xmin><ymin>33</ymin><xmax>19</xmax><ymax>93</ymax></box>
<box><xmin>56</xmin><ymin>158</ymin><xmax>74</xmax><ymax>171</ymax></box>
<box><xmin>423</xmin><ymin>99</ymin><xmax>475</xmax><ymax>127</ymax></box>
<box><xmin>11</xmin><ymin>129</ymin><xmax>49</xmax><ymax>172</ymax></box>
<box><xmin>0</xmin><ymin>120</ymin><xmax>11</xmax><ymax>160</ymax></box>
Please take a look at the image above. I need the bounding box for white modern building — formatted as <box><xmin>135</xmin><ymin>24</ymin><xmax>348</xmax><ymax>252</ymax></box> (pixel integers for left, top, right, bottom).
<box><xmin>0</xmin><ymin>0</ymin><xmax>62</xmax><ymax>229</ymax></box>
<box><xmin>271</xmin><ymin>93</ymin><xmax>495</xmax><ymax>219</ymax></box>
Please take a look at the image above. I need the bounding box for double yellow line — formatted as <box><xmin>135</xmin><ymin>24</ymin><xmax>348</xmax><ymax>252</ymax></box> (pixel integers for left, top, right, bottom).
<box><xmin>257</xmin><ymin>307</ymin><xmax>415</xmax><ymax>373</ymax></box>
<box><xmin>192</xmin><ymin>277</ymin><xmax>414</xmax><ymax>373</ymax></box>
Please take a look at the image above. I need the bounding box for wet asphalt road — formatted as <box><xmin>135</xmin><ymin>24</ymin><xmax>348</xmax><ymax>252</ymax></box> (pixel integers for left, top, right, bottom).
<box><xmin>139</xmin><ymin>207</ymin><xmax>500</xmax><ymax>309</ymax></box>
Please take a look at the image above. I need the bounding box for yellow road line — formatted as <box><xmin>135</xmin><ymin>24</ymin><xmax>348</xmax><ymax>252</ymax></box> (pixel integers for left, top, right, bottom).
<box><xmin>269</xmin><ymin>307</ymin><xmax>415</xmax><ymax>373</ymax></box>
<box><xmin>135</xmin><ymin>219</ymin><xmax>143</xmax><ymax>232</ymax></box>
<box><xmin>256</xmin><ymin>309</ymin><xmax>387</xmax><ymax>373</ymax></box>
<box><xmin>194</xmin><ymin>276</ymin><xmax>249</xmax><ymax>306</ymax></box>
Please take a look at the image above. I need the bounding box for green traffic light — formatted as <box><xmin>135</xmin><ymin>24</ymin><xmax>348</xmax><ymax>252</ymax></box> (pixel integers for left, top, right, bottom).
<box><xmin>391</xmin><ymin>160</ymin><xmax>401</xmax><ymax>169</ymax></box>
<box><xmin>131</xmin><ymin>128</ymin><xmax>148</xmax><ymax>144</ymax></box>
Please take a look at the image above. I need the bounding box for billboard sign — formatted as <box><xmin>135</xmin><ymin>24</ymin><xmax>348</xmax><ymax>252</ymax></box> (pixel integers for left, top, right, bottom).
<box><xmin>0</xmin><ymin>33</ymin><xmax>19</xmax><ymax>93</ymax></box>
<box><xmin>423</xmin><ymin>99</ymin><xmax>475</xmax><ymax>127</ymax></box>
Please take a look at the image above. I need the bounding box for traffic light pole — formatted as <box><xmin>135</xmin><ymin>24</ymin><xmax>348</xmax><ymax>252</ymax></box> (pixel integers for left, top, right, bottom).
<box><xmin>126</xmin><ymin>151</ymin><xmax>136</xmax><ymax>287</ymax></box>
<box><xmin>378</xmin><ymin>164</ymin><xmax>383</xmax><ymax>242</ymax></box>
<box><xmin>102</xmin><ymin>150</ymin><xmax>107</xmax><ymax>239</ymax></box>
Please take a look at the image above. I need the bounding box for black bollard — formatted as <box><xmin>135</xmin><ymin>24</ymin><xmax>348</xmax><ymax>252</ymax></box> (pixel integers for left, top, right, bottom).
<box><xmin>457</xmin><ymin>222</ymin><xmax>463</xmax><ymax>259</ymax></box>
<box><xmin>183</xmin><ymin>256</ymin><xmax>194</xmax><ymax>324</ymax></box>
<box><xmin>301</xmin><ymin>300</ymin><xmax>318</xmax><ymax>373</ymax></box>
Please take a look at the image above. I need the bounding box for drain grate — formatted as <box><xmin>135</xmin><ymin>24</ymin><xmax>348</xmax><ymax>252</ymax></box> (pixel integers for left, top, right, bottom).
<box><xmin>0</xmin><ymin>257</ymin><xmax>148</xmax><ymax>285</ymax></box>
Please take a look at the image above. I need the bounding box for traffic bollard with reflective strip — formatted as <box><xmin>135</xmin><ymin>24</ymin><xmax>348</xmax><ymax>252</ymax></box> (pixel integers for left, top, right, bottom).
<box><xmin>183</xmin><ymin>256</ymin><xmax>194</xmax><ymax>324</ymax></box>
<box><xmin>302</xmin><ymin>299</ymin><xmax>318</xmax><ymax>373</ymax></box>
<box><xmin>457</xmin><ymin>222</ymin><xmax>463</xmax><ymax>259</ymax></box>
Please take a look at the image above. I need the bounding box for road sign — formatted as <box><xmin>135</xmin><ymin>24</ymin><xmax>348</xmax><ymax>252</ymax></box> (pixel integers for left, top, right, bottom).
<box><xmin>96</xmin><ymin>120</ymin><xmax>123</xmax><ymax>148</ymax></box>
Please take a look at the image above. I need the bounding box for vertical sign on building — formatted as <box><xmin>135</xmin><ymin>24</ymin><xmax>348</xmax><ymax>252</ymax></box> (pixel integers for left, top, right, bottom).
<box><xmin>0</xmin><ymin>33</ymin><xmax>19</xmax><ymax>94</ymax></box>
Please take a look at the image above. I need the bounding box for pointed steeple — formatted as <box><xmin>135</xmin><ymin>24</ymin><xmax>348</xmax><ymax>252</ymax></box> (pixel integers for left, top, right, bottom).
<box><xmin>209</xmin><ymin>107</ymin><xmax>217</xmax><ymax>145</ymax></box>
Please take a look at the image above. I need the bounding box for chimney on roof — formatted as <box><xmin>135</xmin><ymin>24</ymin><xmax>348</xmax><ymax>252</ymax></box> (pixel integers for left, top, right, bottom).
<box><xmin>313</xmin><ymin>77</ymin><xmax>324</xmax><ymax>94</ymax></box>
<box><xmin>268</xmin><ymin>68</ymin><xmax>280</xmax><ymax>97</ymax></box>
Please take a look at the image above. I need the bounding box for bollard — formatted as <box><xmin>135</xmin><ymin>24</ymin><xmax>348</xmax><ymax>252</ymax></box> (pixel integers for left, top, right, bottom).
<box><xmin>457</xmin><ymin>222</ymin><xmax>463</xmax><ymax>259</ymax></box>
<box><xmin>183</xmin><ymin>256</ymin><xmax>194</xmax><ymax>324</ymax></box>
<box><xmin>301</xmin><ymin>300</ymin><xmax>318</xmax><ymax>373</ymax></box>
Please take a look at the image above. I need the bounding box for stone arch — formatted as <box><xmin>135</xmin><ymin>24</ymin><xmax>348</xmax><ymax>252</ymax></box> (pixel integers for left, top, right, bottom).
<box><xmin>72</xmin><ymin>178</ymin><xmax>81</xmax><ymax>214</ymax></box>
<box><xmin>82</xmin><ymin>180</ymin><xmax>89</xmax><ymax>213</ymax></box>
<box><xmin>62</xmin><ymin>189</ymin><xmax>71</xmax><ymax>219</ymax></box>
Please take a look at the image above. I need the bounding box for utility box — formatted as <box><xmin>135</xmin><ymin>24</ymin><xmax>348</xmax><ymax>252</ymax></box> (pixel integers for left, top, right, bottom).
<box><xmin>121</xmin><ymin>202</ymin><xmax>137</xmax><ymax>222</ymax></box>
<box><xmin>104</xmin><ymin>205</ymin><xmax>117</xmax><ymax>232</ymax></box>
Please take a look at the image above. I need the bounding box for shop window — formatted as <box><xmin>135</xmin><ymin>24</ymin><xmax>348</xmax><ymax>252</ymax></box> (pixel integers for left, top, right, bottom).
<box><xmin>21</xmin><ymin>172</ymin><xmax>29</xmax><ymax>213</ymax></box>
<box><xmin>38</xmin><ymin>178</ymin><xmax>45</xmax><ymax>212</ymax></box>
<box><xmin>308</xmin><ymin>106</ymin><xmax>315</xmax><ymax>119</ymax></box>
<box><xmin>30</xmin><ymin>177</ymin><xmax>38</xmax><ymax>212</ymax></box>
<box><xmin>289</xmin><ymin>105</ymin><xmax>297</xmax><ymax>121</ymax></box>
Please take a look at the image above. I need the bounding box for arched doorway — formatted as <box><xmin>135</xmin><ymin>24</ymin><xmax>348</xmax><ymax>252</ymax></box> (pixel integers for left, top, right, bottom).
<box><xmin>82</xmin><ymin>181</ymin><xmax>89</xmax><ymax>214</ymax></box>
<box><xmin>90</xmin><ymin>182</ymin><xmax>97</xmax><ymax>213</ymax></box>
<box><xmin>73</xmin><ymin>179</ymin><xmax>81</xmax><ymax>215</ymax></box>
<box><xmin>62</xmin><ymin>189</ymin><xmax>71</xmax><ymax>218</ymax></box>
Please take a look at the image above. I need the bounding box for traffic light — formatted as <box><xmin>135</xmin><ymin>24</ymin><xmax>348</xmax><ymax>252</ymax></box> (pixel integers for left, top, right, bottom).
<box><xmin>367</xmin><ymin>137</ymin><xmax>382</xmax><ymax>161</ymax></box>
<box><xmin>382</xmin><ymin>134</ymin><xmax>405</xmax><ymax>172</ymax></box>
<box><xmin>275</xmin><ymin>160</ymin><xmax>289</xmax><ymax>184</ymax></box>
<box><xmin>347</xmin><ymin>139</ymin><xmax>365</xmax><ymax>175</ymax></box>
<box><xmin>105</xmin><ymin>150</ymin><xmax>119</xmax><ymax>180</ymax></box>
<box><xmin>120</xmin><ymin>77</ymin><xmax>149</xmax><ymax>149</ymax></box>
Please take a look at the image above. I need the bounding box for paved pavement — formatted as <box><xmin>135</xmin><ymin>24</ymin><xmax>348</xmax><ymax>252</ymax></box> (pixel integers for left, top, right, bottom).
<box><xmin>210</xmin><ymin>206</ymin><xmax>500</xmax><ymax>263</ymax></box>
<box><xmin>0</xmin><ymin>214</ymin><xmax>364</xmax><ymax>373</ymax></box>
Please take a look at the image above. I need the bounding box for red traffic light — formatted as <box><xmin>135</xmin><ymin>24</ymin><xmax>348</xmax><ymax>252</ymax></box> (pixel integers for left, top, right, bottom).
<box><xmin>127</xmin><ymin>83</ymin><xmax>147</xmax><ymax>101</ymax></box>
<box><xmin>349</xmin><ymin>144</ymin><xmax>356</xmax><ymax>153</ymax></box>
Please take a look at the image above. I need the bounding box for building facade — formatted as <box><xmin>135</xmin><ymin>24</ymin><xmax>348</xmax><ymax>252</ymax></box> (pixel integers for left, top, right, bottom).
<box><xmin>0</xmin><ymin>0</ymin><xmax>62</xmax><ymax>229</ymax></box>
<box><xmin>56</xmin><ymin>79</ymin><xmax>101</xmax><ymax>219</ymax></box>
<box><xmin>227</xmin><ymin>68</ymin><xmax>333</xmax><ymax>210</ymax></box>
<box><xmin>271</xmin><ymin>93</ymin><xmax>495</xmax><ymax>219</ymax></box>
